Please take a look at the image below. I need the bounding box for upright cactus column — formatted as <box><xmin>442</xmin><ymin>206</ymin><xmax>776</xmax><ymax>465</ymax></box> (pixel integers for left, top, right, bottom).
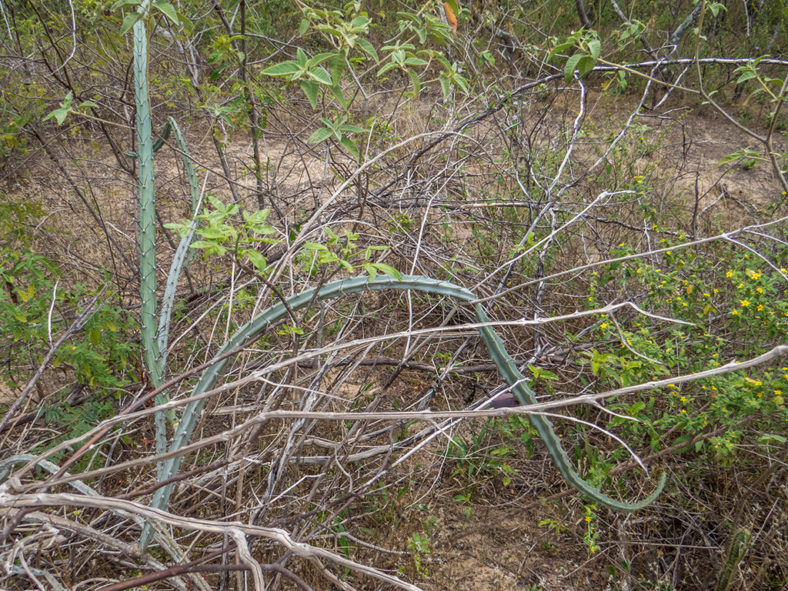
<box><xmin>132</xmin><ymin>4</ymin><xmax>165</xmax><ymax>455</ymax></box>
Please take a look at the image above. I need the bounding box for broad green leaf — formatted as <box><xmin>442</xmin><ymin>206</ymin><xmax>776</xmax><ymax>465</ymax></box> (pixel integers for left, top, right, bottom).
<box><xmin>328</xmin><ymin>84</ymin><xmax>346</xmax><ymax>108</ymax></box>
<box><xmin>588</xmin><ymin>39</ymin><xmax>601</xmax><ymax>61</ymax></box>
<box><xmin>307</xmin><ymin>52</ymin><xmax>336</xmax><ymax>68</ymax></box>
<box><xmin>736</xmin><ymin>70</ymin><xmax>758</xmax><ymax>84</ymax></box>
<box><xmin>309</xmin><ymin>67</ymin><xmax>333</xmax><ymax>86</ymax></box>
<box><xmin>308</xmin><ymin>127</ymin><xmax>333</xmax><ymax>144</ymax></box>
<box><xmin>564</xmin><ymin>53</ymin><xmax>584</xmax><ymax>82</ymax></box>
<box><xmin>298</xmin><ymin>18</ymin><xmax>310</xmax><ymax>35</ymax></box>
<box><xmin>261</xmin><ymin>61</ymin><xmax>301</xmax><ymax>76</ymax></box>
<box><xmin>152</xmin><ymin>0</ymin><xmax>178</xmax><ymax>24</ymax></box>
<box><xmin>339</xmin><ymin>123</ymin><xmax>365</xmax><ymax>134</ymax></box>
<box><xmin>439</xmin><ymin>76</ymin><xmax>451</xmax><ymax>100</ymax></box>
<box><xmin>120</xmin><ymin>12</ymin><xmax>140</xmax><ymax>35</ymax></box>
<box><xmin>300</xmin><ymin>80</ymin><xmax>319</xmax><ymax>109</ymax></box>
<box><xmin>329</xmin><ymin>53</ymin><xmax>345</xmax><ymax>85</ymax></box>
<box><xmin>43</xmin><ymin>107</ymin><xmax>70</xmax><ymax>126</ymax></box>
<box><xmin>357</xmin><ymin>38</ymin><xmax>379</xmax><ymax>62</ymax></box>
<box><xmin>577</xmin><ymin>55</ymin><xmax>595</xmax><ymax>78</ymax></box>
<box><xmin>244</xmin><ymin>249</ymin><xmax>268</xmax><ymax>272</ymax></box>
<box><xmin>339</xmin><ymin>136</ymin><xmax>360</xmax><ymax>161</ymax></box>
<box><xmin>407</xmin><ymin>69</ymin><xmax>421</xmax><ymax>94</ymax></box>
<box><xmin>370</xmin><ymin>263</ymin><xmax>402</xmax><ymax>280</ymax></box>
<box><xmin>377</xmin><ymin>61</ymin><xmax>398</xmax><ymax>76</ymax></box>
<box><xmin>111</xmin><ymin>0</ymin><xmax>140</xmax><ymax>10</ymax></box>
<box><xmin>404</xmin><ymin>57</ymin><xmax>428</xmax><ymax>67</ymax></box>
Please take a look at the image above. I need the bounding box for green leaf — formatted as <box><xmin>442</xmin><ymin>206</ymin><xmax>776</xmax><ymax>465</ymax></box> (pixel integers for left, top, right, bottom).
<box><xmin>299</xmin><ymin>18</ymin><xmax>310</xmax><ymax>35</ymax></box>
<box><xmin>339</xmin><ymin>135</ymin><xmax>360</xmax><ymax>161</ymax></box>
<box><xmin>377</xmin><ymin>61</ymin><xmax>398</xmax><ymax>76</ymax></box>
<box><xmin>261</xmin><ymin>61</ymin><xmax>301</xmax><ymax>76</ymax></box>
<box><xmin>120</xmin><ymin>12</ymin><xmax>141</xmax><ymax>36</ymax></box>
<box><xmin>736</xmin><ymin>70</ymin><xmax>758</xmax><ymax>84</ymax></box>
<box><xmin>309</xmin><ymin>67</ymin><xmax>333</xmax><ymax>86</ymax></box>
<box><xmin>370</xmin><ymin>263</ymin><xmax>402</xmax><ymax>280</ymax></box>
<box><xmin>111</xmin><ymin>0</ymin><xmax>140</xmax><ymax>10</ymax></box>
<box><xmin>407</xmin><ymin>69</ymin><xmax>421</xmax><ymax>94</ymax></box>
<box><xmin>338</xmin><ymin>123</ymin><xmax>365</xmax><ymax>134</ymax></box>
<box><xmin>300</xmin><ymin>80</ymin><xmax>319</xmax><ymax>109</ymax></box>
<box><xmin>43</xmin><ymin>107</ymin><xmax>70</xmax><ymax>126</ymax></box>
<box><xmin>244</xmin><ymin>249</ymin><xmax>268</xmax><ymax>272</ymax></box>
<box><xmin>439</xmin><ymin>76</ymin><xmax>451</xmax><ymax>100</ymax></box>
<box><xmin>308</xmin><ymin>127</ymin><xmax>333</xmax><ymax>144</ymax></box>
<box><xmin>329</xmin><ymin>53</ymin><xmax>345</xmax><ymax>85</ymax></box>
<box><xmin>404</xmin><ymin>57</ymin><xmax>428</xmax><ymax>67</ymax></box>
<box><xmin>587</xmin><ymin>39</ymin><xmax>601</xmax><ymax>61</ymax></box>
<box><xmin>564</xmin><ymin>53</ymin><xmax>585</xmax><ymax>82</ymax></box>
<box><xmin>328</xmin><ymin>84</ymin><xmax>347</xmax><ymax>108</ymax></box>
<box><xmin>152</xmin><ymin>0</ymin><xmax>178</xmax><ymax>24</ymax></box>
<box><xmin>356</xmin><ymin>38</ymin><xmax>379</xmax><ymax>62</ymax></box>
<box><xmin>577</xmin><ymin>55</ymin><xmax>595</xmax><ymax>78</ymax></box>
<box><xmin>307</xmin><ymin>52</ymin><xmax>336</xmax><ymax>68</ymax></box>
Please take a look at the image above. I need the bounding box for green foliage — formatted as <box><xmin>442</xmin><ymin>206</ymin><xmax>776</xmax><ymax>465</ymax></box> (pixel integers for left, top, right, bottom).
<box><xmin>166</xmin><ymin>195</ymin><xmax>278</xmax><ymax>271</ymax></box>
<box><xmin>548</xmin><ymin>29</ymin><xmax>602</xmax><ymax>82</ymax></box>
<box><xmin>583</xmin><ymin>239</ymin><xmax>788</xmax><ymax>480</ymax></box>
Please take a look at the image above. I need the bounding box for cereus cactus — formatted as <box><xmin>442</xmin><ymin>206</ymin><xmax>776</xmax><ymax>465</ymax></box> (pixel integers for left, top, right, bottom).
<box><xmin>717</xmin><ymin>528</ymin><xmax>749</xmax><ymax>591</ymax></box>
<box><xmin>147</xmin><ymin>275</ymin><xmax>665</xmax><ymax>523</ymax></box>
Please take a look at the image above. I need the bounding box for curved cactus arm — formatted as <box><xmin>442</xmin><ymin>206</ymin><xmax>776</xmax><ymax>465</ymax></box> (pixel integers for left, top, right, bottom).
<box><xmin>157</xmin><ymin>117</ymin><xmax>204</xmax><ymax>369</ymax></box>
<box><xmin>473</xmin><ymin>304</ymin><xmax>667</xmax><ymax>511</ymax></box>
<box><xmin>142</xmin><ymin>275</ymin><xmax>664</xmax><ymax>543</ymax></box>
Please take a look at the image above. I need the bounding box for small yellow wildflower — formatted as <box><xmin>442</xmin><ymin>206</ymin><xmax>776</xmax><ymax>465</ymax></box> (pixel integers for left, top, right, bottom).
<box><xmin>757</xmin><ymin>304</ymin><xmax>764</xmax><ymax>311</ymax></box>
<box><xmin>585</xmin><ymin>515</ymin><xmax>592</xmax><ymax>523</ymax></box>
<box><xmin>756</xmin><ymin>287</ymin><xmax>763</xmax><ymax>294</ymax></box>
<box><xmin>740</xmin><ymin>300</ymin><xmax>751</xmax><ymax>307</ymax></box>
<box><xmin>732</xmin><ymin>309</ymin><xmax>739</xmax><ymax>316</ymax></box>
<box><xmin>600</xmin><ymin>322</ymin><xmax>608</xmax><ymax>329</ymax></box>
<box><xmin>680</xmin><ymin>396</ymin><xmax>687</xmax><ymax>403</ymax></box>
<box><xmin>726</xmin><ymin>271</ymin><xmax>733</xmax><ymax>278</ymax></box>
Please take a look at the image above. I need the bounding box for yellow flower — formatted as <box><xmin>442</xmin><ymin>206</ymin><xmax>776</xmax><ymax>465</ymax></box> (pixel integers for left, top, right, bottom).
<box><xmin>732</xmin><ymin>309</ymin><xmax>739</xmax><ymax>316</ymax></box>
<box><xmin>740</xmin><ymin>300</ymin><xmax>751</xmax><ymax>307</ymax></box>
<box><xmin>680</xmin><ymin>396</ymin><xmax>687</xmax><ymax>403</ymax></box>
<box><xmin>756</xmin><ymin>287</ymin><xmax>763</xmax><ymax>294</ymax></box>
<box><xmin>703</xmin><ymin>292</ymin><xmax>710</xmax><ymax>297</ymax></box>
<box><xmin>757</xmin><ymin>304</ymin><xmax>764</xmax><ymax>311</ymax></box>
<box><xmin>585</xmin><ymin>515</ymin><xmax>592</xmax><ymax>523</ymax></box>
<box><xmin>600</xmin><ymin>322</ymin><xmax>608</xmax><ymax>329</ymax></box>
<box><xmin>726</xmin><ymin>271</ymin><xmax>733</xmax><ymax>278</ymax></box>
